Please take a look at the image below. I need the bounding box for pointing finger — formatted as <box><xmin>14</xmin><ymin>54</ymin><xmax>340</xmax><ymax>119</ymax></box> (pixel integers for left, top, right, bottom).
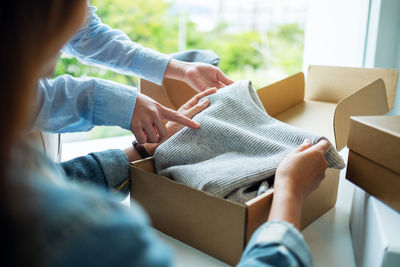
<box><xmin>184</xmin><ymin>99</ymin><xmax>210</xmax><ymax>118</ymax></box>
<box><xmin>162</xmin><ymin>108</ymin><xmax>200</xmax><ymax>129</ymax></box>
<box><xmin>185</xmin><ymin>87</ymin><xmax>217</xmax><ymax>108</ymax></box>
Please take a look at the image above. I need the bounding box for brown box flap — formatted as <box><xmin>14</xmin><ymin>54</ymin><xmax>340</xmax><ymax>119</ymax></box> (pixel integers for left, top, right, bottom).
<box><xmin>346</xmin><ymin>150</ymin><xmax>400</xmax><ymax>213</ymax></box>
<box><xmin>348</xmin><ymin>116</ymin><xmax>400</xmax><ymax>174</ymax></box>
<box><xmin>140</xmin><ymin>79</ymin><xmax>176</xmax><ymax>110</ymax></box>
<box><xmin>306</xmin><ymin>65</ymin><xmax>398</xmax><ymax>109</ymax></box>
<box><xmin>130</xmin><ymin>158</ymin><xmax>246</xmax><ymax>265</ymax></box>
<box><xmin>274</xmin><ymin>100</ymin><xmax>336</xmax><ymax>143</ymax></box>
<box><xmin>143</xmin><ymin>73</ymin><xmax>306</xmax><ymax>116</ymax></box>
<box><xmin>257</xmin><ymin>72</ymin><xmax>305</xmax><ymax>117</ymax></box>
<box><xmin>140</xmin><ymin>78</ymin><xmax>197</xmax><ymax>111</ymax></box>
<box><xmin>333</xmin><ymin>78</ymin><xmax>389</xmax><ymax>151</ymax></box>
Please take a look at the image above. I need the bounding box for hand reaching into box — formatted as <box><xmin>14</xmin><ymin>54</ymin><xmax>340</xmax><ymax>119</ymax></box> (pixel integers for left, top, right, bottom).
<box><xmin>124</xmin><ymin>87</ymin><xmax>217</xmax><ymax>162</ymax></box>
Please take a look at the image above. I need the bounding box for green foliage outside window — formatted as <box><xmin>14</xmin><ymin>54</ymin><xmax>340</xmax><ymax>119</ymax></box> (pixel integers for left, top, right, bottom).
<box><xmin>56</xmin><ymin>0</ymin><xmax>304</xmax><ymax>140</ymax></box>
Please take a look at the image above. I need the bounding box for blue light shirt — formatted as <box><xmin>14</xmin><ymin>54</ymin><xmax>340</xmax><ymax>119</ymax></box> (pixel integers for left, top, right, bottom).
<box><xmin>33</xmin><ymin>5</ymin><xmax>171</xmax><ymax>133</ymax></box>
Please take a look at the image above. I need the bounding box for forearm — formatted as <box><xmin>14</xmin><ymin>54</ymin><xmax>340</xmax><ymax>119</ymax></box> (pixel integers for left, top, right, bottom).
<box><xmin>61</xmin><ymin>149</ymin><xmax>130</xmax><ymax>195</ymax></box>
<box><xmin>63</xmin><ymin>5</ymin><xmax>170</xmax><ymax>85</ymax></box>
<box><xmin>32</xmin><ymin>76</ymin><xmax>136</xmax><ymax>133</ymax></box>
<box><xmin>268</xmin><ymin>184</ymin><xmax>304</xmax><ymax>230</ymax></box>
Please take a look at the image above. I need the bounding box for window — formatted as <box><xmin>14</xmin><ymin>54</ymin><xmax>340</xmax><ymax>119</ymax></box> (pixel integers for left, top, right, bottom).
<box><xmin>58</xmin><ymin>0</ymin><xmax>307</xmax><ymax>142</ymax></box>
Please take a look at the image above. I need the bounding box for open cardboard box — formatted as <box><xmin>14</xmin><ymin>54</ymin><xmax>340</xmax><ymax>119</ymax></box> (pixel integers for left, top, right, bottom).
<box><xmin>131</xmin><ymin>65</ymin><xmax>398</xmax><ymax>265</ymax></box>
<box><xmin>346</xmin><ymin>115</ymin><xmax>400</xmax><ymax>213</ymax></box>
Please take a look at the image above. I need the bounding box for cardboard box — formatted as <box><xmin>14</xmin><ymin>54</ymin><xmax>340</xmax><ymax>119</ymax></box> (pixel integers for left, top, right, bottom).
<box><xmin>131</xmin><ymin>65</ymin><xmax>398</xmax><ymax>265</ymax></box>
<box><xmin>347</xmin><ymin>116</ymin><xmax>400</xmax><ymax>173</ymax></box>
<box><xmin>350</xmin><ymin>186</ymin><xmax>400</xmax><ymax>267</ymax></box>
<box><xmin>346</xmin><ymin>151</ymin><xmax>400</xmax><ymax>213</ymax></box>
<box><xmin>346</xmin><ymin>115</ymin><xmax>400</xmax><ymax>212</ymax></box>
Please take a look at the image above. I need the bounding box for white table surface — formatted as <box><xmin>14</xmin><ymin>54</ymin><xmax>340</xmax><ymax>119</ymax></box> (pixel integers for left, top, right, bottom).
<box><xmin>62</xmin><ymin>135</ymin><xmax>356</xmax><ymax>267</ymax></box>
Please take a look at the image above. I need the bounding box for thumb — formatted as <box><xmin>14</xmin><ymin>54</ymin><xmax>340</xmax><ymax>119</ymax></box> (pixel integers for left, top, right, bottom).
<box><xmin>217</xmin><ymin>70</ymin><xmax>234</xmax><ymax>85</ymax></box>
<box><xmin>295</xmin><ymin>139</ymin><xmax>312</xmax><ymax>152</ymax></box>
<box><xmin>309</xmin><ymin>139</ymin><xmax>332</xmax><ymax>154</ymax></box>
<box><xmin>183</xmin><ymin>99</ymin><xmax>210</xmax><ymax>119</ymax></box>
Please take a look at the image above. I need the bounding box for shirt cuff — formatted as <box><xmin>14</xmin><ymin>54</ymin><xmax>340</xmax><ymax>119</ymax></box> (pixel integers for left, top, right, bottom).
<box><xmin>132</xmin><ymin>47</ymin><xmax>171</xmax><ymax>85</ymax></box>
<box><xmin>244</xmin><ymin>220</ymin><xmax>313</xmax><ymax>266</ymax></box>
<box><xmin>90</xmin><ymin>149</ymin><xmax>130</xmax><ymax>192</ymax></box>
<box><xmin>93</xmin><ymin>79</ymin><xmax>137</xmax><ymax>130</ymax></box>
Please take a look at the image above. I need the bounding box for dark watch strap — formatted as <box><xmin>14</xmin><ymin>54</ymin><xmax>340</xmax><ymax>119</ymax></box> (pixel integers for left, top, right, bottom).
<box><xmin>132</xmin><ymin>140</ymin><xmax>150</xmax><ymax>159</ymax></box>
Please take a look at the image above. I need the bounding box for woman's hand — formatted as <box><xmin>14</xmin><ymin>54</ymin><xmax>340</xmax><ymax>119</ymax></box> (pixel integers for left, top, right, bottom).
<box><xmin>124</xmin><ymin>88</ymin><xmax>217</xmax><ymax>161</ymax></box>
<box><xmin>275</xmin><ymin>139</ymin><xmax>331</xmax><ymax>199</ymax></box>
<box><xmin>164</xmin><ymin>59</ymin><xmax>233</xmax><ymax>92</ymax></box>
<box><xmin>130</xmin><ymin>93</ymin><xmax>200</xmax><ymax>144</ymax></box>
<box><xmin>268</xmin><ymin>139</ymin><xmax>331</xmax><ymax>229</ymax></box>
<box><xmin>164</xmin><ymin>87</ymin><xmax>217</xmax><ymax>138</ymax></box>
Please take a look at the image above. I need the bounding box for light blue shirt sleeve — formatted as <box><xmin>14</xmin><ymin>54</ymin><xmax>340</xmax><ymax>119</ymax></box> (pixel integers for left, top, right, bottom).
<box><xmin>33</xmin><ymin>75</ymin><xmax>137</xmax><ymax>132</ymax></box>
<box><xmin>62</xmin><ymin>5</ymin><xmax>171</xmax><ymax>85</ymax></box>
<box><xmin>238</xmin><ymin>220</ymin><xmax>313</xmax><ymax>267</ymax></box>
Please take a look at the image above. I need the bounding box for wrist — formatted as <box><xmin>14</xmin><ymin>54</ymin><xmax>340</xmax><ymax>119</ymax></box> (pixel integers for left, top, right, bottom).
<box><xmin>123</xmin><ymin>142</ymin><xmax>158</xmax><ymax>162</ymax></box>
<box><xmin>274</xmin><ymin>177</ymin><xmax>304</xmax><ymax>205</ymax></box>
<box><xmin>123</xmin><ymin>146</ymin><xmax>139</xmax><ymax>162</ymax></box>
<box><xmin>164</xmin><ymin>59</ymin><xmax>189</xmax><ymax>81</ymax></box>
<box><xmin>269</xmin><ymin>178</ymin><xmax>304</xmax><ymax>229</ymax></box>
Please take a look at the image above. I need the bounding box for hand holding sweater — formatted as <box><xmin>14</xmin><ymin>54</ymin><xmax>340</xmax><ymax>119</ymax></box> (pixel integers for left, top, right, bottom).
<box><xmin>269</xmin><ymin>139</ymin><xmax>331</xmax><ymax>229</ymax></box>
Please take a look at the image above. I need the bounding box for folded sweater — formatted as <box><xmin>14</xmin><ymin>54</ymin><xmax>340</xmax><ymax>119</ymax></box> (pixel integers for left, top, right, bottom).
<box><xmin>154</xmin><ymin>80</ymin><xmax>345</xmax><ymax>203</ymax></box>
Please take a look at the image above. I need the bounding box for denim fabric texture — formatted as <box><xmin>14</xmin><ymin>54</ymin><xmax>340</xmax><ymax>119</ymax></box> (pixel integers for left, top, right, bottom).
<box><xmin>238</xmin><ymin>220</ymin><xmax>313</xmax><ymax>267</ymax></box>
<box><xmin>11</xmin><ymin>142</ymin><xmax>312</xmax><ymax>267</ymax></box>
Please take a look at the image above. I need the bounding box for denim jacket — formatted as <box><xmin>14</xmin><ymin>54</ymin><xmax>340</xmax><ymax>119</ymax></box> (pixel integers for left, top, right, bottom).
<box><xmin>7</xmin><ymin>141</ymin><xmax>312</xmax><ymax>267</ymax></box>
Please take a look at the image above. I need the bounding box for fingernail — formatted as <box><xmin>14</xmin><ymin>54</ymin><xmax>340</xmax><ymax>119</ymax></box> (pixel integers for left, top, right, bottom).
<box><xmin>202</xmin><ymin>99</ymin><xmax>210</xmax><ymax>105</ymax></box>
<box><xmin>304</xmin><ymin>139</ymin><xmax>311</xmax><ymax>144</ymax></box>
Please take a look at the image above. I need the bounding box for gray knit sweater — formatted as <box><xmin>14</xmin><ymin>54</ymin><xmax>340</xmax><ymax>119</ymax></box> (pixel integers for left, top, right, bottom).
<box><xmin>154</xmin><ymin>80</ymin><xmax>345</xmax><ymax>203</ymax></box>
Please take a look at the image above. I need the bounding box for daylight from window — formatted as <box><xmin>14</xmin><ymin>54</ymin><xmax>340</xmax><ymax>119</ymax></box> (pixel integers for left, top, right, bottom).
<box><xmin>57</xmin><ymin>0</ymin><xmax>307</xmax><ymax>140</ymax></box>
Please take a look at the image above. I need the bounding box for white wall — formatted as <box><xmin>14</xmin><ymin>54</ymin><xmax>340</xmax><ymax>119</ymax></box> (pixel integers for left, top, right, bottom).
<box><xmin>302</xmin><ymin>0</ymin><xmax>370</xmax><ymax>72</ymax></box>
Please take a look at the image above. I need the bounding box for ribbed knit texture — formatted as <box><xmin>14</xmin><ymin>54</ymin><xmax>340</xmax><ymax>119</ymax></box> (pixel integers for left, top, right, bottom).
<box><xmin>154</xmin><ymin>80</ymin><xmax>345</xmax><ymax>203</ymax></box>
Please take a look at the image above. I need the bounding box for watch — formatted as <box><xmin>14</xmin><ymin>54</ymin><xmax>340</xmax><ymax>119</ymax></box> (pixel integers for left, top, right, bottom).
<box><xmin>132</xmin><ymin>140</ymin><xmax>150</xmax><ymax>159</ymax></box>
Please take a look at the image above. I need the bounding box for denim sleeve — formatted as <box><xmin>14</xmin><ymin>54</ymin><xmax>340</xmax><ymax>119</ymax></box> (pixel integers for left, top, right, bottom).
<box><xmin>62</xmin><ymin>5</ymin><xmax>170</xmax><ymax>85</ymax></box>
<box><xmin>60</xmin><ymin>149</ymin><xmax>130</xmax><ymax>196</ymax></box>
<box><xmin>34</xmin><ymin>175</ymin><xmax>173</xmax><ymax>267</ymax></box>
<box><xmin>51</xmin><ymin>203</ymin><xmax>173</xmax><ymax>267</ymax></box>
<box><xmin>33</xmin><ymin>75</ymin><xmax>136</xmax><ymax>133</ymax></box>
<box><xmin>237</xmin><ymin>221</ymin><xmax>313</xmax><ymax>267</ymax></box>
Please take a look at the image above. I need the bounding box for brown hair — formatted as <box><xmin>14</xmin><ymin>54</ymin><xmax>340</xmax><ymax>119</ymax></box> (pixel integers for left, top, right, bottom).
<box><xmin>0</xmin><ymin>1</ymin><xmax>85</xmax><ymax>265</ymax></box>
